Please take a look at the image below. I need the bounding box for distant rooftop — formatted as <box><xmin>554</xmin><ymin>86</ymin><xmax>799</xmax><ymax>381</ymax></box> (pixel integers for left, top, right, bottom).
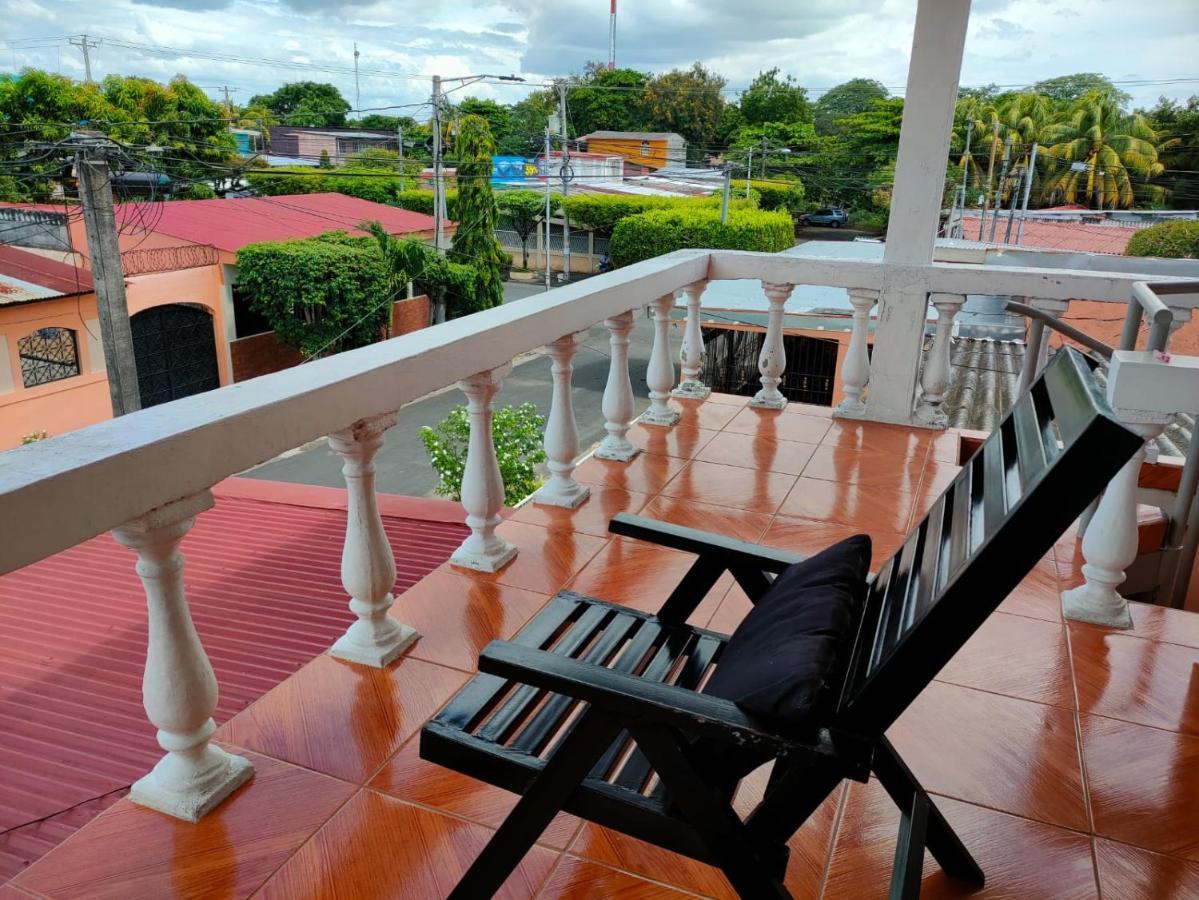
<box><xmin>958</xmin><ymin>212</ymin><xmax>1140</xmax><ymax>255</ymax></box>
<box><xmin>0</xmin><ymin>244</ymin><xmax>93</xmax><ymax>306</ymax></box>
<box><xmin>579</xmin><ymin>131</ymin><xmax>685</xmax><ymax>142</ymax></box>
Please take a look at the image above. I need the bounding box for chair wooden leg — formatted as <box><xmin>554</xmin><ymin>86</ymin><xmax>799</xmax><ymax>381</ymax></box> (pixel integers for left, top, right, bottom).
<box><xmin>872</xmin><ymin>738</ymin><xmax>984</xmax><ymax>887</ymax></box>
<box><xmin>888</xmin><ymin>792</ymin><xmax>929</xmax><ymax>900</ymax></box>
<box><xmin>449</xmin><ymin>710</ymin><xmax>621</xmax><ymax>900</ymax></box>
<box><xmin>629</xmin><ymin>723</ymin><xmax>792</xmax><ymax>900</ymax></box>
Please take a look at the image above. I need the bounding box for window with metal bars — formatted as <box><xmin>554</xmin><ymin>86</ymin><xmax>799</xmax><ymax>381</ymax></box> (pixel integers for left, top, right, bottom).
<box><xmin>17</xmin><ymin>327</ymin><xmax>81</xmax><ymax>388</ymax></box>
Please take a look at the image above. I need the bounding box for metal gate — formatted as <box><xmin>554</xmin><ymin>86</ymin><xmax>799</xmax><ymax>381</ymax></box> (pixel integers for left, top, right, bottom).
<box><xmin>699</xmin><ymin>327</ymin><xmax>838</xmax><ymax>406</ymax></box>
<box><xmin>131</xmin><ymin>304</ymin><xmax>220</xmax><ymax>408</ymax></box>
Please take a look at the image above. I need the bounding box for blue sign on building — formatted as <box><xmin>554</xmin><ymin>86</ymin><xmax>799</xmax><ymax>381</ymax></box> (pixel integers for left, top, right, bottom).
<box><xmin>491</xmin><ymin>156</ymin><xmax>532</xmax><ymax>186</ymax></box>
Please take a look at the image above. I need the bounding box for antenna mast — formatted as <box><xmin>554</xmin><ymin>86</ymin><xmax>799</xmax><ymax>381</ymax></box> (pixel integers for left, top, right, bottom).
<box><xmin>608</xmin><ymin>0</ymin><xmax>616</xmax><ymax>70</ymax></box>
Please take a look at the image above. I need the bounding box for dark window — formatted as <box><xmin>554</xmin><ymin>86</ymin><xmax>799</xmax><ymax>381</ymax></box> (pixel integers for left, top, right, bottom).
<box><xmin>232</xmin><ymin>284</ymin><xmax>273</xmax><ymax>338</ymax></box>
<box><xmin>18</xmin><ymin>327</ymin><xmax>81</xmax><ymax>387</ymax></box>
<box><xmin>700</xmin><ymin>327</ymin><xmax>839</xmax><ymax>406</ymax></box>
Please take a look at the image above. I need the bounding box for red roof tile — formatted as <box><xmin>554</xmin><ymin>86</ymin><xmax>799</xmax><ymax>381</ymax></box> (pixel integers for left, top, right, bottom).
<box><xmin>0</xmin><ymin>488</ymin><xmax>466</xmax><ymax>880</ymax></box>
<box><xmin>113</xmin><ymin>193</ymin><xmax>440</xmax><ymax>254</ymax></box>
<box><xmin>0</xmin><ymin>245</ymin><xmax>93</xmax><ymax>298</ymax></box>
<box><xmin>960</xmin><ymin>214</ymin><xmax>1139</xmax><ymax>255</ymax></box>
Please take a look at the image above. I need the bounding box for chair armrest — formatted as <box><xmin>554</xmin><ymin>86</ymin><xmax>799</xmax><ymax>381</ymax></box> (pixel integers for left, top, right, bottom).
<box><xmin>609</xmin><ymin>513</ymin><xmax>806</xmax><ymax>574</ymax></box>
<box><xmin>478</xmin><ymin>639</ymin><xmax>840</xmax><ymax>762</ymax></box>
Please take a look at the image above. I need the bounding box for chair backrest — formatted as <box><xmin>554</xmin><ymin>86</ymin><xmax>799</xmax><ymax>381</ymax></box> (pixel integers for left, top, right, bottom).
<box><xmin>834</xmin><ymin>348</ymin><xmax>1143</xmax><ymax>735</ymax></box>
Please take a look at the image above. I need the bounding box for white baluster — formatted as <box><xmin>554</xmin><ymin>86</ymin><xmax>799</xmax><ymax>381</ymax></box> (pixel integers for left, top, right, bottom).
<box><xmin>450</xmin><ymin>364</ymin><xmax>518</xmax><ymax>573</ymax></box>
<box><xmin>914</xmin><ymin>292</ymin><xmax>966</xmax><ymax>427</ymax></box>
<box><xmin>835</xmin><ymin>288</ymin><xmax>877</xmax><ymax>418</ymax></box>
<box><xmin>641</xmin><ymin>293</ymin><xmax>682</xmax><ymax>426</ymax></box>
<box><xmin>750</xmin><ymin>281</ymin><xmax>795</xmax><ymax>410</ymax></box>
<box><xmin>327</xmin><ymin>414</ymin><xmax>419</xmax><ymax>667</ymax></box>
<box><xmin>1015</xmin><ymin>297</ymin><xmax>1068</xmax><ymax>396</ymax></box>
<box><xmin>112</xmin><ymin>492</ymin><xmax>253</xmax><ymax>822</ymax></box>
<box><xmin>533</xmin><ymin>331</ymin><xmax>591</xmax><ymax>509</ymax></box>
<box><xmin>595</xmin><ymin>310</ymin><xmax>640</xmax><ymax>462</ymax></box>
<box><xmin>1062</xmin><ymin>422</ymin><xmax>1164</xmax><ymax>628</ymax></box>
<box><xmin>672</xmin><ymin>280</ymin><xmax>711</xmax><ymax>400</ymax></box>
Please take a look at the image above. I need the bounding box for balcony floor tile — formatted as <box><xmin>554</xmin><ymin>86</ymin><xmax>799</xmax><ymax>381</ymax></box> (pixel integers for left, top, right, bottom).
<box><xmin>1093</xmin><ymin>838</ymin><xmax>1199</xmax><ymax>900</ymax></box>
<box><xmin>625</xmin><ymin>422</ymin><xmax>719</xmax><ymax>460</ymax></box>
<box><xmin>454</xmin><ymin>521</ymin><xmax>609</xmax><ymax>597</ymax></box>
<box><xmin>693</xmin><ymin>430</ymin><xmax>818</xmax><ymax>476</ymax></box>
<box><xmin>778</xmin><ymin>477</ymin><xmax>914</xmax><ymax>534</ymax></box>
<box><xmin>801</xmin><ymin>444</ymin><xmax>926</xmax><ymax>493</ymax></box>
<box><xmin>638</xmin><ymin>495</ymin><xmax>775</xmax><ymax>543</ymax></box>
<box><xmin>573</xmin><ymin>453</ymin><xmax>689</xmax><ymax>496</ymax></box>
<box><xmin>508</xmin><ymin>484</ymin><xmax>651</xmax><ymax>538</ymax></box>
<box><xmin>724</xmin><ymin>407</ymin><xmax>833</xmax><ymax>444</ymax></box>
<box><xmin>938</xmin><ymin>612</ymin><xmax>1074</xmax><ymax>709</ymax></box>
<box><xmin>539</xmin><ymin>856</ymin><xmax>698</xmax><ymax>898</ymax></box>
<box><xmin>659</xmin><ymin>459</ymin><xmax>798</xmax><ymax>515</ymax></box>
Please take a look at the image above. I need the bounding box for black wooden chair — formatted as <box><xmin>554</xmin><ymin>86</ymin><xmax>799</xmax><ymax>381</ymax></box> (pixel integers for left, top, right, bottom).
<box><xmin>420</xmin><ymin>349</ymin><xmax>1143</xmax><ymax>899</ymax></box>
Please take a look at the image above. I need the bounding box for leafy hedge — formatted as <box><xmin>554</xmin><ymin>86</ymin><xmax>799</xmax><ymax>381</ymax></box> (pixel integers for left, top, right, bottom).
<box><xmin>1125</xmin><ymin>220</ymin><xmax>1199</xmax><ymax>259</ymax></box>
<box><xmin>745</xmin><ymin>179</ymin><xmax>806</xmax><ymax>219</ymax></box>
<box><xmin>609</xmin><ymin>208</ymin><xmax>795</xmax><ymax>267</ymax></box>
<box><xmin>245</xmin><ymin>167</ymin><xmax>458</xmax><ymax>215</ymax></box>
<box><xmin>392</xmin><ymin>189</ymin><xmax>459</xmax><ymax>219</ymax></box>
<box><xmin>559</xmin><ymin>193</ymin><xmax>753</xmax><ymax>233</ymax></box>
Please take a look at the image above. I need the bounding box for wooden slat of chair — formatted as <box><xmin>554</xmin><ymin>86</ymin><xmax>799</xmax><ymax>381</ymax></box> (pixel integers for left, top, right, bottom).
<box><xmin>1011</xmin><ymin>391</ymin><xmax>1048</xmax><ymax>491</ymax></box>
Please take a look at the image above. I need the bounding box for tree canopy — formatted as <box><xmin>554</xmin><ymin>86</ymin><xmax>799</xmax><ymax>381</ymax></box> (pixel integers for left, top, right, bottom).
<box><xmin>813</xmin><ymin>79</ymin><xmax>889</xmax><ymax>135</ymax></box>
<box><xmin>448</xmin><ymin>114</ymin><xmax>507</xmax><ymax>310</ymax></box>
<box><xmin>740</xmin><ymin>68</ymin><xmax>811</xmax><ymax>126</ymax></box>
<box><xmin>567</xmin><ymin>65</ymin><xmax>651</xmax><ymax>137</ymax></box>
<box><xmin>1032</xmin><ymin>73</ymin><xmax>1131</xmax><ymax>106</ymax></box>
<box><xmin>247</xmin><ymin>81</ymin><xmax>350</xmax><ymax>127</ymax></box>
<box><xmin>643</xmin><ymin>63</ymin><xmax>727</xmax><ymax>159</ymax></box>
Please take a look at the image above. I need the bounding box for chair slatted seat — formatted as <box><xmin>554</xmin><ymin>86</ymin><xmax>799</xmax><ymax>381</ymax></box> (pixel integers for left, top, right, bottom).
<box><xmin>420</xmin><ymin>349</ymin><xmax>1143</xmax><ymax>899</ymax></box>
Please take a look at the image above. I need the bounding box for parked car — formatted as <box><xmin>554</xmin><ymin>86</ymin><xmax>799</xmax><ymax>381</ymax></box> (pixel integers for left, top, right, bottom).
<box><xmin>800</xmin><ymin>208</ymin><xmax>849</xmax><ymax>228</ymax></box>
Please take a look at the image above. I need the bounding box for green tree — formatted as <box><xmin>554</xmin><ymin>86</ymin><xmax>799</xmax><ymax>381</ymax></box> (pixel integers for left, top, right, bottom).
<box><xmin>1125</xmin><ymin>220</ymin><xmax>1199</xmax><ymax>258</ymax></box>
<box><xmin>813</xmin><ymin>79</ymin><xmax>888</xmax><ymax>135</ymax></box>
<box><xmin>739</xmin><ymin>68</ymin><xmax>811</xmax><ymax>126</ymax></box>
<box><xmin>1040</xmin><ymin>91</ymin><xmax>1165</xmax><ymax>208</ymax></box>
<box><xmin>420</xmin><ymin>403</ymin><xmax>546</xmax><ymax>505</ymax></box>
<box><xmin>448</xmin><ymin>114</ymin><xmax>507</xmax><ymax>310</ymax></box>
<box><xmin>729</xmin><ymin>121</ymin><xmax>818</xmax><ymax>177</ymax></box>
<box><xmin>359</xmin><ymin>113</ymin><xmax>418</xmax><ymax>131</ymax></box>
<box><xmin>496</xmin><ymin>190</ymin><xmax>547</xmax><ymax>269</ymax></box>
<box><xmin>456</xmin><ymin>98</ymin><xmax>513</xmax><ymax>152</ymax></box>
<box><xmin>567</xmin><ymin>64</ymin><xmax>650</xmax><ymax>136</ymax></box>
<box><xmin>1032</xmin><ymin>73</ymin><xmax>1131</xmax><ymax>106</ymax></box>
<box><xmin>318</xmin><ymin>149</ymin><xmax>333</xmax><ymax>169</ymax></box>
<box><xmin>507</xmin><ymin>91</ymin><xmax>556</xmax><ymax>155</ymax></box>
<box><xmin>1143</xmin><ymin>96</ymin><xmax>1199</xmax><ymax>209</ymax></box>
<box><xmin>644</xmin><ymin>63</ymin><xmax>727</xmax><ymax>158</ymax></box>
<box><xmin>248</xmin><ymin>81</ymin><xmax>350</xmax><ymax>127</ymax></box>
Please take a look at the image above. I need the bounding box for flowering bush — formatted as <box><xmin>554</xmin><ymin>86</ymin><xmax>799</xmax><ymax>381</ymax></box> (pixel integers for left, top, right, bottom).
<box><xmin>419</xmin><ymin>402</ymin><xmax>546</xmax><ymax>506</ymax></box>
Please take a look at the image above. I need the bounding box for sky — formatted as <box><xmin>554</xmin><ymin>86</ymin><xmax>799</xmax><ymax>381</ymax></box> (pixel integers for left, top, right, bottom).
<box><xmin>3</xmin><ymin>0</ymin><xmax>1198</xmax><ymax>117</ymax></box>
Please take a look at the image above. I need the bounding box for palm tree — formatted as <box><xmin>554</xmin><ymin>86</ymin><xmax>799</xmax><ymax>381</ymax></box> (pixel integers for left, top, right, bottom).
<box><xmin>997</xmin><ymin>92</ymin><xmax>1054</xmax><ymax>205</ymax></box>
<box><xmin>1039</xmin><ymin>91</ymin><xmax>1165</xmax><ymax>208</ymax></box>
<box><xmin>953</xmin><ymin>97</ymin><xmax>1004</xmax><ymax>194</ymax></box>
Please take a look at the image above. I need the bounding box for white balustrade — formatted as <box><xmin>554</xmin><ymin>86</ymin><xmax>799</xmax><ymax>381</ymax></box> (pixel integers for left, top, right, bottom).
<box><xmin>750</xmin><ymin>281</ymin><xmax>795</xmax><ymax>410</ymax></box>
<box><xmin>914</xmin><ymin>292</ymin><xmax>966</xmax><ymax>427</ymax></box>
<box><xmin>596</xmin><ymin>309</ymin><xmax>640</xmax><ymax>461</ymax></box>
<box><xmin>672</xmin><ymin>280</ymin><xmax>711</xmax><ymax>400</ymax></box>
<box><xmin>835</xmin><ymin>288</ymin><xmax>878</xmax><ymax>418</ymax></box>
<box><xmin>450</xmin><ymin>364</ymin><xmax>518</xmax><ymax>573</ymax></box>
<box><xmin>533</xmin><ymin>331</ymin><xmax>591</xmax><ymax>508</ymax></box>
<box><xmin>327</xmin><ymin>414</ymin><xmax>419</xmax><ymax>667</ymax></box>
<box><xmin>1015</xmin><ymin>297</ymin><xmax>1068</xmax><ymax>396</ymax></box>
<box><xmin>641</xmin><ymin>293</ymin><xmax>682</xmax><ymax>426</ymax></box>
<box><xmin>112</xmin><ymin>492</ymin><xmax>253</xmax><ymax>822</ymax></box>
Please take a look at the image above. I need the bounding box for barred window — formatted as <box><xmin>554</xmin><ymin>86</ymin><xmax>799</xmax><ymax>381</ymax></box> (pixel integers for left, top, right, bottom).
<box><xmin>18</xmin><ymin>327</ymin><xmax>81</xmax><ymax>388</ymax></box>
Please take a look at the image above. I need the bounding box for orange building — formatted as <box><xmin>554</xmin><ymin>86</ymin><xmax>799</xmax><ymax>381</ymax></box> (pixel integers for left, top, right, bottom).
<box><xmin>578</xmin><ymin>131</ymin><xmax>687</xmax><ymax>171</ymax></box>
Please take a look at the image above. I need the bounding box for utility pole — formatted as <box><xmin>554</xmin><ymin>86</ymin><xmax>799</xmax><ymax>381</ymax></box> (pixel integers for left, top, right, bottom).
<box><xmin>1015</xmin><ymin>142</ymin><xmax>1038</xmax><ymax>245</ymax></box>
<box><xmin>69</xmin><ymin>34</ymin><xmax>99</xmax><ymax>83</ymax></box>
<box><xmin>958</xmin><ymin>122</ymin><xmax>972</xmax><ymax>213</ymax></box>
<box><xmin>353</xmin><ymin>43</ymin><xmax>361</xmax><ymax>120</ymax></box>
<box><xmin>74</xmin><ymin>140</ymin><xmax>140</xmax><ymax>415</ymax></box>
<box><xmin>976</xmin><ymin>121</ymin><xmax>1000</xmax><ymax>240</ymax></box>
<box><xmin>720</xmin><ymin>165</ymin><xmax>731</xmax><ymax>223</ymax></box>
<box><xmin>543</xmin><ymin>126</ymin><xmax>552</xmax><ymax>291</ymax></box>
<box><xmin>557</xmin><ymin>81</ymin><xmax>571</xmax><ymax>282</ymax></box>
<box><xmin>745</xmin><ymin>147</ymin><xmax>754</xmax><ymax>197</ymax></box>
<box><xmin>218</xmin><ymin>85</ymin><xmax>236</xmax><ymax>117</ymax></box>
<box><xmin>431</xmin><ymin>75</ymin><xmax>444</xmax><ymax>257</ymax></box>
<box><xmin>396</xmin><ymin>126</ymin><xmax>405</xmax><ymax>192</ymax></box>
<box><xmin>988</xmin><ymin>135</ymin><xmax>1012</xmax><ymax>242</ymax></box>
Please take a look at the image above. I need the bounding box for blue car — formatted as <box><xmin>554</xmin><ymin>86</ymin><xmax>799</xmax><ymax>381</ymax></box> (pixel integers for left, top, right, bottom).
<box><xmin>800</xmin><ymin>208</ymin><xmax>849</xmax><ymax>228</ymax></box>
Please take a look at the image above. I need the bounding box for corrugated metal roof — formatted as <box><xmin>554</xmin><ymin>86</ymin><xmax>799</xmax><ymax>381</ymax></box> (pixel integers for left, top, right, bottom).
<box><xmin>0</xmin><ymin>245</ymin><xmax>93</xmax><ymax>306</ymax></box>
<box><xmin>580</xmin><ymin>131</ymin><xmax>685</xmax><ymax>141</ymax></box>
<box><xmin>112</xmin><ymin>193</ymin><xmax>439</xmax><ymax>254</ymax></box>
<box><xmin>0</xmin><ymin>492</ymin><xmax>466</xmax><ymax>881</ymax></box>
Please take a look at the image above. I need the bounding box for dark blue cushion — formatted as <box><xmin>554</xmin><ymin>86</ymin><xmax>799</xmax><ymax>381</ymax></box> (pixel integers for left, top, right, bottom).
<box><xmin>702</xmin><ymin>534</ymin><xmax>871</xmax><ymax>725</ymax></box>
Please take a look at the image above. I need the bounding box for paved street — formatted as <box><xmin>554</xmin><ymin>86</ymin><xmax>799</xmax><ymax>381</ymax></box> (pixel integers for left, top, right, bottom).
<box><xmin>245</xmin><ymin>280</ymin><xmax>654</xmax><ymax>496</ymax></box>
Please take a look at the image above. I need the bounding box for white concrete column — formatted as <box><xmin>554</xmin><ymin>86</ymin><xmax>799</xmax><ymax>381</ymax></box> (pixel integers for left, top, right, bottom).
<box><xmin>750</xmin><ymin>281</ymin><xmax>795</xmax><ymax>410</ymax></box>
<box><xmin>864</xmin><ymin>0</ymin><xmax>972</xmax><ymax>423</ymax></box>
<box><xmin>642</xmin><ymin>293</ymin><xmax>682</xmax><ymax>426</ymax></box>
<box><xmin>915</xmin><ymin>292</ymin><xmax>966</xmax><ymax>427</ymax></box>
<box><xmin>835</xmin><ymin>288</ymin><xmax>878</xmax><ymax>418</ymax></box>
<box><xmin>112</xmin><ymin>492</ymin><xmax>253</xmax><ymax>822</ymax></box>
<box><xmin>596</xmin><ymin>310</ymin><xmax>640</xmax><ymax>461</ymax></box>
<box><xmin>1015</xmin><ymin>297</ymin><xmax>1069</xmax><ymax>396</ymax></box>
<box><xmin>1062</xmin><ymin>421</ymin><xmax>1165</xmax><ymax>628</ymax></box>
<box><xmin>327</xmin><ymin>414</ymin><xmax>419</xmax><ymax>667</ymax></box>
<box><xmin>532</xmin><ymin>331</ymin><xmax>591</xmax><ymax>509</ymax></box>
<box><xmin>673</xmin><ymin>280</ymin><xmax>711</xmax><ymax>400</ymax></box>
<box><xmin>450</xmin><ymin>364</ymin><xmax>518</xmax><ymax>573</ymax></box>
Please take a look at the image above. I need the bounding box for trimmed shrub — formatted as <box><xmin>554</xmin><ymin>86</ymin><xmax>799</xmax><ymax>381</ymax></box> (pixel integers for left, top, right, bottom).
<box><xmin>609</xmin><ymin>207</ymin><xmax>794</xmax><ymax>267</ymax></box>
<box><xmin>559</xmin><ymin>192</ymin><xmax>753</xmax><ymax>233</ymax></box>
<box><xmin>392</xmin><ymin>189</ymin><xmax>458</xmax><ymax>219</ymax></box>
<box><xmin>1125</xmin><ymin>220</ymin><xmax>1199</xmax><ymax>259</ymax></box>
<box><xmin>747</xmin><ymin>179</ymin><xmax>806</xmax><ymax>218</ymax></box>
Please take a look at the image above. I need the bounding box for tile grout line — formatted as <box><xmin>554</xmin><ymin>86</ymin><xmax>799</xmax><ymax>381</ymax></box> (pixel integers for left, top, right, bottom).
<box><xmin>817</xmin><ymin>782</ymin><xmax>851</xmax><ymax>900</ymax></box>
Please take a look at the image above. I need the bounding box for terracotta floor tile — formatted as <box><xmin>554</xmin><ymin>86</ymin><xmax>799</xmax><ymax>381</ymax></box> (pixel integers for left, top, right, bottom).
<box><xmin>626</xmin><ymin>423</ymin><xmax>719</xmax><ymax>460</ymax></box>
<box><xmin>758</xmin><ymin>514</ymin><xmax>905</xmax><ymax>573</ymax></box>
<box><xmin>706</xmin><ymin>587</ymin><xmax>752</xmax><ymax>635</ymax></box>
<box><xmin>821</xmin><ymin>420</ymin><xmax>933</xmax><ymax>458</ymax></box>
<box><xmin>639</xmin><ymin>495</ymin><xmax>774</xmax><ymax>543</ymax></box>
<box><xmin>702</xmin><ymin>391</ymin><xmax>751</xmax><ymax>407</ymax></box>
<box><xmin>369</xmin><ymin>736</ymin><xmax>579</xmax><ymax>849</ymax></box>
<box><xmin>777</xmin><ymin>477</ymin><xmax>913</xmax><ymax>533</ymax></box>
<box><xmin>724</xmin><ymin>407</ymin><xmax>833</xmax><ymax>444</ymax></box>
<box><xmin>694</xmin><ymin>431</ymin><xmax>818</xmax><ymax>477</ymax></box>
<box><xmin>14</xmin><ymin>749</ymin><xmax>355</xmax><ymax>900</ymax></box>
<box><xmin>801</xmin><ymin>445</ymin><xmax>925</xmax><ymax>493</ymax></box>
<box><xmin>673</xmin><ymin>400</ymin><xmax>743</xmax><ymax>431</ymax></box>
<box><xmin>660</xmin><ymin>460</ymin><xmax>798</xmax><ymax>515</ymax></box>
<box><xmin>887</xmin><ymin>681</ymin><xmax>1089</xmax><ymax>831</ymax></box>
<box><xmin>539</xmin><ymin>857</ymin><xmax>695</xmax><ymax>898</ymax></box>
<box><xmin>215</xmin><ymin>654</ymin><xmax>467</xmax><ymax>784</ymax></box>
<box><xmin>565</xmin><ymin>537</ymin><xmax>731</xmax><ymax>624</ymax></box>
<box><xmin>453</xmin><ymin>521</ymin><xmax>609</xmax><ymax>596</ymax></box>
<box><xmin>783</xmin><ymin>401</ymin><xmax>835</xmax><ymax>418</ymax></box>
<box><xmin>256</xmin><ymin>789</ymin><xmax>558</xmax><ymax>900</ymax></box>
<box><xmin>1082</xmin><ymin>715</ymin><xmax>1199</xmax><ymax>861</ymax></box>
<box><xmin>1124</xmin><ymin>601</ymin><xmax>1199</xmax><ymax>649</ymax></box>
<box><xmin>569</xmin><ymin>824</ymin><xmax>734</xmax><ymax>898</ymax></box>
<box><xmin>1094</xmin><ymin>838</ymin><xmax>1199</xmax><ymax>900</ymax></box>
<box><xmin>998</xmin><ymin>561</ymin><xmax>1063</xmax><ymax>623</ymax></box>
<box><xmin>0</xmin><ymin>885</ymin><xmax>33</xmax><ymax>899</ymax></box>
<box><xmin>1070</xmin><ymin>628</ymin><xmax>1199</xmax><ymax>735</ymax></box>
<box><xmin>573</xmin><ymin>453</ymin><xmax>689</xmax><ymax>496</ymax></box>
<box><xmin>823</xmin><ymin>781</ymin><xmax>1098</xmax><ymax>899</ymax></box>
<box><xmin>920</xmin><ymin>459</ymin><xmax>962</xmax><ymax>497</ymax></box>
<box><xmin>508</xmin><ymin>485</ymin><xmax>651</xmax><ymax>538</ymax></box>
<box><xmin>937</xmin><ymin>612</ymin><xmax>1074</xmax><ymax>708</ymax></box>
<box><xmin>399</xmin><ymin>568</ymin><xmax>551</xmax><ymax>673</ymax></box>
